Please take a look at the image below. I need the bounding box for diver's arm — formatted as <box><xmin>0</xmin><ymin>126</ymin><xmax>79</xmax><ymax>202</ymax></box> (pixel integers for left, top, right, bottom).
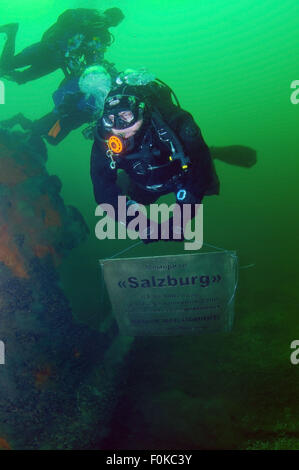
<box><xmin>90</xmin><ymin>140</ymin><xmax>123</xmax><ymax>209</ymax></box>
<box><xmin>91</xmin><ymin>141</ymin><xmax>160</xmax><ymax>242</ymax></box>
<box><xmin>157</xmin><ymin>124</ymin><xmax>216</xmax><ymax>243</ymax></box>
<box><xmin>177</xmin><ymin>116</ymin><xmax>220</xmax><ymax>198</ymax></box>
<box><xmin>152</xmin><ymin>83</ymin><xmax>219</xmax><ymax>192</ymax></box>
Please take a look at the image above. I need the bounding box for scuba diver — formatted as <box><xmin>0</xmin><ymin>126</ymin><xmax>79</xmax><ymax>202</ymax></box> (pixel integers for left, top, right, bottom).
<box><xmin>0</xmin><ymin>7</ymin><xmax>124</xmax><ymax>84</ymax></box>
<box><xmin>0</xmin><ymin>64</ymin><xmax>116</xmax><ymax>146</ymax></box>
<box><xmin>90</xmin><ymin>80</ymin><xmax>257</xmax><ymax>243</ymax></box>
<box><xmin>90</xmin><ymin>80</ymin><xmax>221</xmax><ymax>243</ymax></box>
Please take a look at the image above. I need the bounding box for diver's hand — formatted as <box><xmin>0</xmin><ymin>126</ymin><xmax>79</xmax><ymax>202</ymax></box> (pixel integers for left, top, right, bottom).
<box><xmin>141</xmin><ymin>219</ymin><xmax>185</xmax><ymax>244</ymax></box>
<box><xmin>160</xmin><ymin>219</ymin><xmax>185</xmax><ymax>242</ymax></box>
<box><xmin>125</xmin><ymin>208</ymin><xmax>160</xmax><ymax>244</ymax></box>
<box><xmin>140</xmin><ymin>219</ymin><xmax>160</xmax><ymax>244</ymax></box>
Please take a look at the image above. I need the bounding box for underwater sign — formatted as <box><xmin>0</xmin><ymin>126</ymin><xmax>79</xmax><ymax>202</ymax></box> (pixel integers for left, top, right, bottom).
<box><xmin>100</xmin><ymin>251</ymin><xmax>238</xmax><ymax>336</ymax></box>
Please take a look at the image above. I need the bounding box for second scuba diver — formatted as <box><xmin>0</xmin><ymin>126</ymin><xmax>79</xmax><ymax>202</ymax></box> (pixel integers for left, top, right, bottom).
<box><xmin>0</xmin><ymin>7</ymin><xmax>125</xmax><ymax>145</ymax></box>
<box><xmin>0</xmin><ymin>7</ymin><xmax>125</xmax><ymax>84</ymax></box>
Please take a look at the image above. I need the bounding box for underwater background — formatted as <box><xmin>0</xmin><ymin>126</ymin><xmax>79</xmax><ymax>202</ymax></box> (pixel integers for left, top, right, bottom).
<box><xmin>0</xmin><ymin>0</ymin><xmax>298</xmax><ymax>450</ymax></box>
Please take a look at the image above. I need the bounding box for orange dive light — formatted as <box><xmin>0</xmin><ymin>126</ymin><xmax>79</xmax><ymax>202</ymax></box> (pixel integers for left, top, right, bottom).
<box><xmin>108</xmin><ymin>135</ymin><xmax>123</xmax><ymax>154</ymax></box>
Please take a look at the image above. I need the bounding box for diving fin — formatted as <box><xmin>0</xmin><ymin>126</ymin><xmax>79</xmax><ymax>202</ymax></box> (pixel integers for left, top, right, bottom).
<box><xmin>0</xmin><ymin>23</ymin><xmax>19</xmax><ymax>35</ymax></box>
<box><xmin>210</xmin><ymin>145</ymin><xmax>257</xmax><ymax>168</ymax></box>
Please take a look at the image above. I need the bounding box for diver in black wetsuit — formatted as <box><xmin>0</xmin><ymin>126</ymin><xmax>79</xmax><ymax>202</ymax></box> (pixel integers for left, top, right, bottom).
<box><xmin>90</xmin><ymin>81</ymin><xmax>221</xmax><ymax>243</ymax></box>
<box><xmin>0</xmin><ymin>7</ymin><xmax>124</xmax><ymax>84</ymax></box>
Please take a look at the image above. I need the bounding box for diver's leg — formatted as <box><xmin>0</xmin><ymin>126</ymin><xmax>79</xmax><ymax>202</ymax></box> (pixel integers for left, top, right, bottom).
<box><xmin>32</xmin><ymin>111</ymin><xmax>89</xmax><ymax>146</ymax></box>
<box><xmin>0</xmin><ymin>111</ymin><xmax>57</xmax><ymax>134</ymax></box>
<box><xmin>0</xmin><ymin>24</ymin><xmax>18</xmax><ymax>35</ymax></box>
<box><xmin>44</xmin><ymin>112</ymin><xmax>92</xmax><ymax>146</ymax></box>
<box><xmin>44</xmin><ymin>118</ymin><xmax>70</xmax><ymax>146</ymax></box>
<box><xmin>210</xmin><ymin>145</ymin><xmax>257</xmax><ymax>168</ymax></box>
<box><xmin>0</xmin><ymin>112</ymin><xmax>33</xmax><ymax>129</ymax></box>
<box><xmin>1</xmin><ymin>42</ymin><xmax>57</xmax><ymax>84</ymax></box>
<box><xmin>0</xmin><ymin>23</ymin><xmax>19</xmax><ymax>71</ymax></box>
<box><xmin>6</xmin><ymin>63</ymin><xmax>57</xmax><ymax>84</ymax></box>
<box><xmin>22</xmin><ymin>112</ymin><xmax>57</xmax><ymax>151</ymax></box>
<box><xmin>31</xmin><ymin>112</ymin><xmax>58</xmax><ymax>136</ymax></box>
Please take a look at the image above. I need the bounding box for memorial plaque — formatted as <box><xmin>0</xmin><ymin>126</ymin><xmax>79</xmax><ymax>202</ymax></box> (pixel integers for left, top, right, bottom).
<box><xmin>100</xmin><ymin>251</ymin><xmax>238</xmax><ymax>336</ymax></box>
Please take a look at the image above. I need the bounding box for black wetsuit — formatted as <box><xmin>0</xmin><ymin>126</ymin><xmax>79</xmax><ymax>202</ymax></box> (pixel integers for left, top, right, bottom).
<box><xmin>0</xmin><ymin>9</ymin><xmax>112</xmax><ymax>84</ymax></box>
<box><xmin>90</xmin><ymin>83</ymin><xmax>220</xmax><ymax>239</ymax></box>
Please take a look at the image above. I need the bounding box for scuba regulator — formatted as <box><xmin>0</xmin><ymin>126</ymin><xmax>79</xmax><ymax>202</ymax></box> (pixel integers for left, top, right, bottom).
<box><xmin>102</xmin><ymin>93</ymin><xmax>146</xmax><ymax>168</ymax></box>
<box><xmin>101</xmin><ymin>83</ymin><xmax>191</xmax><ymax>173</ymax></box>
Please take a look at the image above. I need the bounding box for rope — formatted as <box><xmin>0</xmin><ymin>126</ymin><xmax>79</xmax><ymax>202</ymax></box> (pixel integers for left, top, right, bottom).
<box><xmin>108</xmin><ymin>240</ymin><xmax>143</xmax><ymax>259</ymax></box>
<box><xmin>203</xmin><ymin>242</ymin><xmax>229</xmax><ymax>252</ymax></box>
<box><xmin>104</xmin><ymin>239</ymin><xmax>255</xmax><ymax>271</ymax></box>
